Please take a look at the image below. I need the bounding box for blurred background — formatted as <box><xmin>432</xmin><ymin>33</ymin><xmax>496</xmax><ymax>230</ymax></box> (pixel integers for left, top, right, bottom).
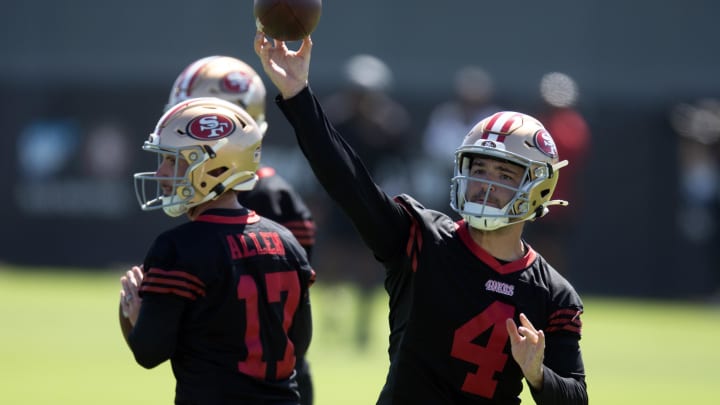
<box><xmin>1</xmin><ymin>0</ymin><xmax>718</xmax><ymax>302</ymax></box>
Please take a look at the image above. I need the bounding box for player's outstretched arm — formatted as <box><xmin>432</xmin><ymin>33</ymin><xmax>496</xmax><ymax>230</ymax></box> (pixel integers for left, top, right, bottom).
<box><xmin>254</xmin><ymin>31</ymin><xmax>311</xmax><ymax>100</ymax></box>
<box><xmin>256</xmin><ymin>30</ymin><xmax>411</xmax><ymax>261</ymax></box>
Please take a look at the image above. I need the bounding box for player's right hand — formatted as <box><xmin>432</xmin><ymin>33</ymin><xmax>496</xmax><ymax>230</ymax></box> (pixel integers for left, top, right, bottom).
<box><xmin>120</xmin><ymin>265</ymin><xmax>144</xmax><ymax>325</ymax></box>
<box><xmin>254</xmin><ymin>31</ymin><xmax>312</xmax><ymax>100</ymax></box>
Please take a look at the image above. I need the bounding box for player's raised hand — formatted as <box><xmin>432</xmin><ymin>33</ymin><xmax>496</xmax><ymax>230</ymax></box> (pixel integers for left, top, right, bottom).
<box><xmin>254</xmin><ymin>31</ymin><xmax>312</xmax><ymax>100</ymax></box>
<box><xmin>120</xmin><ymin>265</ymin><xmax>144</xmax><ymax>326</ymax></box>
<box><xmin>506</xmin><ymin>313</ymin><xmax>545</xmax><ymax>389</ymax></box>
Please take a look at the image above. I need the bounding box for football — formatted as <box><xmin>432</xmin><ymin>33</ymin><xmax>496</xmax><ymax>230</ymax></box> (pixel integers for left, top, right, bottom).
<box><xmin>254</xmin><ymin>0</ymin><xmax>322</xmax><ymax>41</ymax></box>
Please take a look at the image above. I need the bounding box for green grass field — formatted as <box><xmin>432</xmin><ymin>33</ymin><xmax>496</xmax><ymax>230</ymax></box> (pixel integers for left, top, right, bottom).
<box><xmin>1</xmin><ymin>265</ymin><xmax>718</xmax><ymax>404</ymax></box>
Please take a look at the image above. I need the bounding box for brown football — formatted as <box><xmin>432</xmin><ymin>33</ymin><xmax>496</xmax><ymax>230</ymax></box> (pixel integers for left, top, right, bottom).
<box><xmin>254</xmin><ymin>0</ymin><xmax>322</xmax><ymax>41</ymax></box>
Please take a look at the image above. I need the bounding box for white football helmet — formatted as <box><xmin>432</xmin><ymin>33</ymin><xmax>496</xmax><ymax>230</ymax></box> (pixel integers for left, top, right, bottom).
<box><xmin>450</xmin><ymin>111</ymin><xmax>569</xmax><ymax>231</ymax></box>
<box><xmin>166</xmin><ymin>55</ymin><xmax>268</xmax><ymax>134</ymax></box>
<box><xmin>135</xmin><ymin>97</ymin><xmax>263</xmax><ymax>217</ymax></box>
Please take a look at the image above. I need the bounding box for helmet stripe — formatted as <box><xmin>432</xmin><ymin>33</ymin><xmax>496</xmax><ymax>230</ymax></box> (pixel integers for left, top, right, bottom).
<box><xmin>485</xmin><ymin>112</ymin><xmax>525</xmax><ymax>133</ymax></box>
<box><xmin>176</xmin><ymin>56</ymin><xmax>222</xmax><ymax>100</ymax></box>
<box><xmin>484</xmin><ymin>112</ymin><xmax>503</xmax><ymax>130</ymax></box>
<box><xmin>481</xmin><ymin>111</ymin><xmax>524</xmax><ymax>140</ymax></box>
<box><xmin>498</xmin><ymin>113</ymin><xmax>519</xmax><ymax>133</ymax></box>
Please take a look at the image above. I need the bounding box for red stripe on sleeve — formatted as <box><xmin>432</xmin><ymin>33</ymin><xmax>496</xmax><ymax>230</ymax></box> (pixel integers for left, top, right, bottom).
<box><xmin>282</xmin><ymin>220</ymin><xmax>317</xmax><ymax>246</ymax></box>
<box><xmin>545</xmin><ymin>308</ymin><xmax>583</xmax><ymax>335</ymax></box>
<box><xmin>142</xmin><ymin>267</ymin><xmax>207</xmax><ymax>300</ymax></box>
<box><xmin>143</xmin><ymin>275</ymin><xmax>206</xmax><ymax>297</ymax></box>
<box><xmin>146</xmin><ymin>268</ymin><xmax>205</xmax><ymax>287</ymax></box>
<box><xmin>141</xmin><ymin>285</ymin><xmax>198</xmax><ymax>300</ymax></box>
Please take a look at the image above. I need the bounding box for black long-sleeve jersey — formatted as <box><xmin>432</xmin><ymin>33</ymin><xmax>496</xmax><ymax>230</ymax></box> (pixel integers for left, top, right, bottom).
<box><xmin>128</xmin><ymin>208</ymin><xmax>315</xmax><ymax>405</ymax></box>
<box><xmin>237</xmin><ymin>167</ymin><xmax>317</xmax><ymax>405</ymax></box>
<box><xmin>276</xmin><ymin>87</ymin><xmax>587</xmax><ymax>405</ymax></box>
<box><xmin>238</xmin><ymin>167</ymin><xmax>316</xmax><ymax>261</ymax></box>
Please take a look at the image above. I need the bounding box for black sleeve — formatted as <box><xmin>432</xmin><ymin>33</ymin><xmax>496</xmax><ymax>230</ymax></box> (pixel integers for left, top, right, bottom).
<box><xmin>530</xmin><ymin>334</ymin><xmax>588</xmax><ymax>405</ymax></box>
<box><xmin>127</xmin><ymin>235</ymin><xmax>188</xmax><ymax>369</ymax></box>
<box><xmin>276</xmin><ymin>87</ymin><xmax>411</xmax><ymax>261</ymax></box>
<box><xmin>127</xmin><ymin>293</ymin><xmax>186</xmax><ymax>369</ymax></box>
<box><xmin>289</xmin><ymin>291</ymin><xmax>312</xmax><ymax>362</ymax></box>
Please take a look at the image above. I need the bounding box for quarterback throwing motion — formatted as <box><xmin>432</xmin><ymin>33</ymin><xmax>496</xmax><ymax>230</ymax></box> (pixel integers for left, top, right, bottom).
<box><xmin>254</xmin><ymin>32</ymin><xmax>587</xmax><ymax>405</ymax></box>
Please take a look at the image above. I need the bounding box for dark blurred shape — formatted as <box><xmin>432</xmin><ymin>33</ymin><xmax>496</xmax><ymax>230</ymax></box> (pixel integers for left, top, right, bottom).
<box><xmin>0</xmin><ymin>84</ymin><xmax>173</xmax><ymax>269</ymax></box>
<box><xmin>323</xmin><ymin>54</ymin><xmax>413</xmax><ymax>191</ymax></box>
<box><xmin>319</xmin><ymin>54</ymin><xmax>413</xmax><ymax>350</ymax></box>
<box><xmin>420</xmin><ymin>66</ymin><xmax>502</xmax><ymax>211</ymax></box>
<box><xmin>525</xmin><ymin>72</ymin><xmax>591</xmax><ymax>277</ymax></box>
<box><xmin>670</xmin><ymin>99</ymin><xmax>720</xmax><ymax>299</ymax></box>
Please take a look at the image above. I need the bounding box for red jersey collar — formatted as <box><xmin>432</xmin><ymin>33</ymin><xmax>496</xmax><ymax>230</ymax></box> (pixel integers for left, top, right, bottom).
<box><xmin>196</xmin><ymin>209</ymin><xmax>261</xmax><ymax>224</ymax></box>
<box><xmin>456</xmin><ymin>220</ymin><xmax>536</xmax><ymax>274</ymax></box>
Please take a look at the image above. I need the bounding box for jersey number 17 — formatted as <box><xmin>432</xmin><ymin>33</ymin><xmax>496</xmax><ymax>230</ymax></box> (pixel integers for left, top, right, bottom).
<box><xmin>237</xmin><ymin>271</ymin><xmax>300</xmax><ymax>380</ymax></box>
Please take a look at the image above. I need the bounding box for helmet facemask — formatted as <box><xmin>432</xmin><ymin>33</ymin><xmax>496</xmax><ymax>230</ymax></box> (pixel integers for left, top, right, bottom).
<box><xmin>449</xmin><ymin>111</ymin><xmax>569</xmax><ymax>231</ymax></box>
<box><xmin>451</xmin><ymin>152</ymin><xmax>561</xmax><ymax>231</ymax></box>
<box><xmin>134</xmin><ymin>144</ymin><xmax>199</xmax><ymax>217</ymax></box>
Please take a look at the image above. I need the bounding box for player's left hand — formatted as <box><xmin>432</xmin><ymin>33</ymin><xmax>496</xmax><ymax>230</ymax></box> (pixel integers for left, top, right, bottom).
<box><xmin>120</xmin><ymin>265</ymin><xmax>143</xmax><ymax>326</ymax></box>
<box><xmin>506</xmin><ymin>313</ymin><xmax>545</xmax><ymax>389</ymax></box>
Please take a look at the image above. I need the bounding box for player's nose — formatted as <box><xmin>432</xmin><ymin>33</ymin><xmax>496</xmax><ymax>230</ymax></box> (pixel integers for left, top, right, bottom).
<box><xmin>479</xmin><ymin>182</ymin><xmax>495</xmax><ymax>194</ymax></box>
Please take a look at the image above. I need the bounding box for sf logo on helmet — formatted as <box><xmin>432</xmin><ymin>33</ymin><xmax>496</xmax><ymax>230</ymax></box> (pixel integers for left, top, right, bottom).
<box><xmin>534</xmin><ymin>129</ymin><xmax>558</xmax><ymax>158</ymax></box>
<box><xmin>222</xmin><ymin>71</ymin><xmax>252</xmax><ymax>94</ymax></box>
<box><xmin>187</xmin><ymin>114</ymin><xmax>236</xmax><ymax>140</ymax></box>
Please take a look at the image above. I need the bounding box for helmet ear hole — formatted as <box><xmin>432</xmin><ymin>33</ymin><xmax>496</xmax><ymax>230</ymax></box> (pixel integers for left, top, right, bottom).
<box><xmin>208</xmin><ymin>167</ymin><xmax>228</xmax><ymax>177</ymax></box>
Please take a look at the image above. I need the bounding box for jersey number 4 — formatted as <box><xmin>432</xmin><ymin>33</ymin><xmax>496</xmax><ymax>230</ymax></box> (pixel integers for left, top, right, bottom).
<box><xmin>450</xmin><ymin>301</ymin><xmax>514</xmax><ymax>398</ymax></box>
<box><xmin>237</xmin><ymin>271</ymin><xmax>300</xmax><ymax>380</ymax></box>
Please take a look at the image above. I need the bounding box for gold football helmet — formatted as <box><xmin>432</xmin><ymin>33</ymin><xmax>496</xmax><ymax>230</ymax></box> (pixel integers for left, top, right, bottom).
<box><xmin>450</xmin><ymin>111</ymin><xmax>569</xmax><ymax>231</ymax></box>
<box><xmin>166</xmin><ymin>55</ymin><xmax>268</xmax><ymax>134</ymax></box>
<box><xmin>135</xmin><ymin>97</ymin><xmax>263</xmax><ymax>217</ymax></box>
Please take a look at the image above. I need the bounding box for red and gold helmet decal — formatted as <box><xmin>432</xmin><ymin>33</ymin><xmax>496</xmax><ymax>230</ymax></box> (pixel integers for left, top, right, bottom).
<box><xmin>221</xmin><ymin>71</ymin><xmax>253</xmax><ymax>94</ymax></box>
<box><xmin>186</xmin><ymin>114</ymin><xmax>235</xmax><ymax>140</ymax></box>
<box><xmin>533</xmin><ymin>129</ymin><xmax>558</xmax><ymax>158</ymax></box>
